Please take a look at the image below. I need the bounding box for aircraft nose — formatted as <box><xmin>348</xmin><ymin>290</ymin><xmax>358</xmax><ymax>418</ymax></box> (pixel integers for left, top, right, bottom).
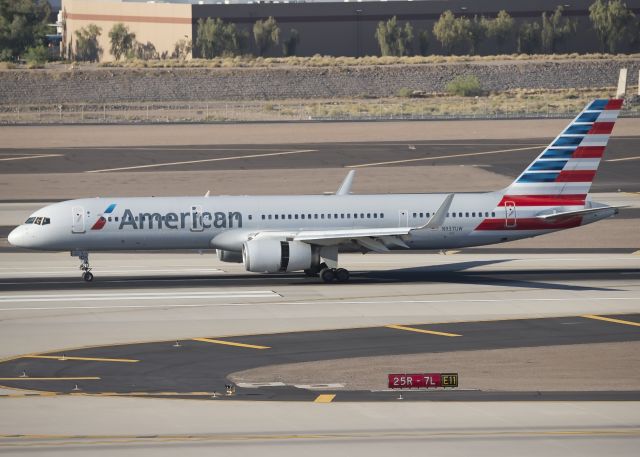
<box><xmin>7</xmin><ymin>226</ymin><xmax>27</xmax><ymax>248</ymax></box>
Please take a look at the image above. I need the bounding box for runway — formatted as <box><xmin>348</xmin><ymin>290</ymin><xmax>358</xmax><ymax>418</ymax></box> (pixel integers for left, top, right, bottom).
<box><xmin>1</xmin><ymin>137</ymin><xmax>639</xmax><ymax>193</ymax></box>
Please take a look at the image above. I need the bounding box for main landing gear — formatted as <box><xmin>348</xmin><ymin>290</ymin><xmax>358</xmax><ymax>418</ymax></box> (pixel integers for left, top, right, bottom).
<box><xmin>71</xmin><ymin>250</ymin><xmax>93</xmax><ymax>282</ymax></box>
<box><xmin>320</xmin><ymin>267</ymin><xmax>350</xmax><ymax>283</ymax></box>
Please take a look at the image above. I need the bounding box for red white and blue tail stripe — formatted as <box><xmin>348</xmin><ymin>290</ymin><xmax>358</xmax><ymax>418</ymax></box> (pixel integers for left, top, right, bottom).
<box><xmin>504</xmin><ymin>98</ymin><xmax>623</xmax><ymax>202</ymax></box>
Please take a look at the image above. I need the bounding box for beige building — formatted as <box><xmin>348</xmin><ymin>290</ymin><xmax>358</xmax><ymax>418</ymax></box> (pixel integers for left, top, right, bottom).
<box><xmin>62</xmin><ymin>0</ymin><xmax>192</xmax><ymax>61</ymax></box>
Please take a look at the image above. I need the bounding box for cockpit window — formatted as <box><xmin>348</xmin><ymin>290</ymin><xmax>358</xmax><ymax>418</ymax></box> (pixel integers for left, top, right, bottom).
<box><xmin>42</xmin><ymin>217</ymin><xmax>50</xmax><ymax>225</ymax></box>
<box><xmin>34</xmin><ymin>217</ymin><xmax>43</xmax><ymax>225</ymax></box>
<box><xmin>25</xmin><ymin>217</ymin><xmax>36</xmax><ymax>224</ymax></box>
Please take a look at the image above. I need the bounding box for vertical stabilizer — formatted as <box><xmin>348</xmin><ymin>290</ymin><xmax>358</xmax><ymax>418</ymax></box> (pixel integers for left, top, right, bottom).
<box><xmin>502</xmin><ymin>97</ymin><xmax>623</xmax><ymax>203</ymax></box>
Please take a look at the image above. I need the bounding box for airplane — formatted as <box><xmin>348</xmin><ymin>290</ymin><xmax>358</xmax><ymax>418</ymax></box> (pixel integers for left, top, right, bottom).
<box><xmin>8</xmin><ymin>97</ymin><xmax>625</xmax><ymax>283</ymax></box>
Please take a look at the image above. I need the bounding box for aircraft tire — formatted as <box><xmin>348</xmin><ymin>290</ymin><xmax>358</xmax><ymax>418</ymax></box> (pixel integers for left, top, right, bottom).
<box><xmin>320</xmin><ymin>268</ymin><xmax>335</xmax><ymax>283</ymax></box>
<box><xmin>335</xmin><ymin>268</ymin><xmax>350</xmax><ymax>283</ymax></box>
<box><xmin>83</xmin><ymin>272</ymin><xmax>94</xmax><ymax>282</ymax></box>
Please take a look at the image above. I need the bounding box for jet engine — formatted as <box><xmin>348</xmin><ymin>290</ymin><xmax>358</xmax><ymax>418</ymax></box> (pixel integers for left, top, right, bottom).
<box><xmin>216</xmin><ymin>249</ymin><xmax>243</xmax><ymax>263</ymax></box>
<box><xmin>242</xmin><ymin>239</ymin><xmax>318</xmax><ymax>273</ymax></box>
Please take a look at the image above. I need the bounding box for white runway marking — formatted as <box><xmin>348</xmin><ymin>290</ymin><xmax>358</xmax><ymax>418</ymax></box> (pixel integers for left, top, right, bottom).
<box><xmin>0</xmin><ymin>154</ymin><xmax>62</xmax><ymax>162</ymax></box>
<box><xmin>347</xmin><ymin>145</ymin><xmax>544</xmax><ymax>168</ymax></box>
<box><xmin>0</xmin><ymin>268</ymin><xmax>224</xmax><ymax>277</ymax></box>
<box><xmin>0</xmin><ymin>296</ymin><xmax>636</xmax><ymax>312</ymax></box>
<box><xmin>606</xmin><ymin>156</ymin><xmax>640</xmax><ymax>162</ymax></box>
<box><xmin>0</xmin><ymin>290</ymin><xmax>279</xmax><ymax>304</ymax></box>
<box><xmin>85</xmin><ymin>149</ymin><xmax>317</xmax><ymax>173</ymax></box>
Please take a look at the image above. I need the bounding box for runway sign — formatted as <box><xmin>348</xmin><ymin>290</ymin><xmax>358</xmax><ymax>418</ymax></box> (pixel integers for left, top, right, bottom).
<box><xmin>388</xmin><ymin>373</ymin><xmax>458</xmax><ymax>389</ymax></box>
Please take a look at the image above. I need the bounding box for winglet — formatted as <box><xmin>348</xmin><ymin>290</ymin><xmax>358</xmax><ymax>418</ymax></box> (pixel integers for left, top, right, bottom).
<box><xmin>414</xmin><ymin>194</ymin><xmax>455</xmax><ymax>230</ymax></box>
<box><xmin>204</xmin><ymin>190</ymin><xmax>210</xmax><ymax>198</ymax></box>
<box><xmin>336</xmin><ymin>170</ymin><xmax>355</xmax><ymax>195</ymax></box>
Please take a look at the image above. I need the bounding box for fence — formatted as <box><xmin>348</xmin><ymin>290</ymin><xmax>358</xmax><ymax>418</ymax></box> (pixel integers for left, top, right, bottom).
<box><xmin>1</xmin><ymin>99</ymin><xmax>638</xmax><ymax>124</ymax></box>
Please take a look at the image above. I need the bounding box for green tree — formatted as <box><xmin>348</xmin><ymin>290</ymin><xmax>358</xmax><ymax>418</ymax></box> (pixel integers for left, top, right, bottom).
<box><xmin>24</xmin><ymin>44</ymin><xmax>47</xmax><ymax>68</ymax></box>
<box><xmin>0</xmin><ymin>0</ymin><xmax>51</xmax><ymax>61</ymax></box>
<box><xmin>517</xmin><ymin>21</ymin><xmax>541</xmax><ymax>53</ymax></box>
<box><xmin>375</xmin><ymin>16</ymin><xmax>414</xmax><ymax>56</ymax></box>
<box><xmin>74</xmin><ymin>24</ymin><xmax>102</xmax><ymax>62</ymax></box>
<box><xmin>196</xmin><ymin>18</ymin><xmax>245</xmax><ymax>58</ymax></box>
<box><xmin>433</xmin><ymin>10</ymin><xmax>483</xmax><ymax>55</ymax></box>
<box><xmin>418</xmin><ymin>30</ymin><xmax>429</xmax><ymax>55</ymax></box>
<box><xmin>482</xmin><ymin>10</ymin><xmax>515</xmax><ymax>51</ymax></box>
<box><xmin>172</xmin><ymin>38</ymin><xmax>192</xmax><ymax>60</ymax></box>
<box><xmin>541</xmin><ymin>6</ymin><xmax>575</xmax><ymax>53</ymax></box>
<box><xmin>253</xmin><ymin>16</ymin><xmax>280</xmax><ymax>56</ymax></box>
<box><xmin>132</xmin><ymin>41</ymin><xmax>158</xmax><ymax>60</ymax></box>
<box><xmin>589</xmin><ymin>0</ymin><xmax>638</xmax><ymax>53</ymax></box>
<box><xmin>282</xmin><ymin>28</ymin><xmax>300</xmax><ymax>56</ymax></box>
<box><xmin>108</xmin><ymin>23</ymin><xmax>136</xmax><ymax>60</ymax></box>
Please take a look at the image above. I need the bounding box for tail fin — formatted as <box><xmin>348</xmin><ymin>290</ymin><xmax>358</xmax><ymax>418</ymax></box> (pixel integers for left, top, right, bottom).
<box><xmin>503</xmin><ymin>98</ymin><xmax>623</xmax><ymax>203</ymax></box>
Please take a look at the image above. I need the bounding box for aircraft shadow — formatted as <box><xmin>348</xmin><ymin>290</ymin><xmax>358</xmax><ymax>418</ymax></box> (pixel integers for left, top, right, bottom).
<box><xmin>0</xmin><ymin>259</ymin><xmax>634</xmax><ymax>292</ymax></box>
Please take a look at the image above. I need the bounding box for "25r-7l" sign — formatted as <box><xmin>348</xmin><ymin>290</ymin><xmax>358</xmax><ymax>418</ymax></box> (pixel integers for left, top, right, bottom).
<box><xmin>388</xmin><ymin>373</ymin><xmax>458</xmax><ymax>389</ymax></box>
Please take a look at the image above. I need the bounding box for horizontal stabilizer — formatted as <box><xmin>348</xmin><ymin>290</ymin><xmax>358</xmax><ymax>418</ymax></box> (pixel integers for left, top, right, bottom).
<box><xmin>536</xmin><ymin>205</ymin><xmax>625</xmax><ymax>222</ymax></box>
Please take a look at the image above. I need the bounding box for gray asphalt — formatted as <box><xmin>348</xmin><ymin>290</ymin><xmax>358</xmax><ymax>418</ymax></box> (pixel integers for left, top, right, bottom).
<box><xmin>1</xmin><ymin>314</ymin><xmax>639</xmax><ymax>401</ymax></box>
<box><xmin>1</xmin><ymin>137</ymin><xmax>639</xmax><ymax>192</ymax></box>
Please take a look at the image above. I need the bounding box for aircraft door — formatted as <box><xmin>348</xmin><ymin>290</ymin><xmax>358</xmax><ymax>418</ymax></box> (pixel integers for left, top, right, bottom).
<box><xmin>504</xmin><ymin>201</ymin><xmax>517</xmax><ymax>228</ymax></box>
<box><xmin>398</xmin><ymin>210</ymin><xmax>409</xmax><ymax>227</ymax></box>
<box><xmin>72</xmin><ymin>207</ymin><xmax>85</xmax><ymax>233</ymax></box>
<box><xmin>190</xmin><ymin>205</ymin><xmax>204</xmax><ymax>232</ymax></box>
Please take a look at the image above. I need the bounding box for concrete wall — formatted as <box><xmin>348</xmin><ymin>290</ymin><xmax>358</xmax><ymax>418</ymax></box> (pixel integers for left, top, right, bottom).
<box><xmin>62</xmin><ymin>0</ymin><xmax>192</xmax><ymax>61</ymax></box>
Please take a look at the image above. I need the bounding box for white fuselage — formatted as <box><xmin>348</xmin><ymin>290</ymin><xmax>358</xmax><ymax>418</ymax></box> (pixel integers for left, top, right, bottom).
<box><xmin>8</xmin><ymin>192</ymin><xmax>614</xmax><ymax>253</ymax></box>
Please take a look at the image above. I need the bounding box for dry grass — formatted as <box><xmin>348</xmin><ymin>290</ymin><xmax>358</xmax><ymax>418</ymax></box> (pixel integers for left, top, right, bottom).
<box><xmin>98</xmin><ymin>53</ymin><xmax>640</xmax><ymax>69</ymax></box>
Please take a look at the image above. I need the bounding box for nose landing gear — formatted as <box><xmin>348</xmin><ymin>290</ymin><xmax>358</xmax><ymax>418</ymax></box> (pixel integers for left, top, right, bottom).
<box><xmin>71</xmin><ymin>250</ymin><xmax>93</xmax><ymax>282</ymax></box>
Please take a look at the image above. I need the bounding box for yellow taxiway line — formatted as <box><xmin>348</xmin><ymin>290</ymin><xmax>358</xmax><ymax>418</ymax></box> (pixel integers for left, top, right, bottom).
<box><xmin>386</xmin><ymin>324</ymin><xmax>462</xmax><ymax>337</ymax></box>
<box><xmin>192</xmin><ymin>337</ymin><xmax>270</xmax><ymax>350</ymax></box>
<box><xmin>23</xmin><ymin>355</ymin><xmax>139</xmax><ymax>363</ymax></box>
<box><xmin>314</xmin><ymin>394</ymin><xmax>336</xmax><ymax>403</ymax></box>
<box><xmin>582</xmin><ymin>314</ymin><xmax>640</xmax><ymax>327</ymax></box>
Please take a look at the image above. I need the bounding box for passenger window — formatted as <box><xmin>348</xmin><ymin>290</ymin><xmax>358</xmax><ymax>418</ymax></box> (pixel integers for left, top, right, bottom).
<box><xmin>25</xmin><ymin>217</ymin><xmax>35</xmax><ymax>224</ymax></box>
<box><xmin>248</xmin><ymin>215</ymin><xmax>252</xmax><ymax>220</ymax></box>
<box><xmin>346</xmin><ymin>214</ymin><xmax>350</xmax><ymax>219</ymax></box>
<box><xmin>115</xmin><ymin>217</ymin><xmax>119</xmax><ymax>222</ymax></box>
<box><xmin>288</xmin><ymin>215</ymin><xmax>292</xmax><ymax>219</ymax></box>
<box><xmin>458</xmin><ymin>212</ymin><xmax>462</xmax><ymax>217</ymax></box>
<box><xmin>301</xmin><ymin>214</ymin><xmax>305</xmax><ymax>219</ymax></box>
<box><xmin>485</xmin><ymin>212</ymin><xmax>488</xmax><ymax>217</ymax></box>
<box><xmin>295</xmin><ymin>214</ymin><xmax>299</xmax><ymax>219</ymax></box>
<box><xmin>426</xmin><ymin>213</ymin><xmax>430</xmax><ymax>218</ymax></box>
<box><xmin>465</xmin><ymin>212</ymin><xmax>469</xmax><ymax>217</ymax></box>
<box><xmin>360</xmin><ymin>213</ymin><xmax>364</xmax><ymax>218</ymax></box>
<box><xmin>354</xmin><ymin>213</ymin><xmax>358</xmax><ymax>219</ymax></box>
<box><xmin>321</xmin><ymin>214</ymin><xmax>325</xmax><ymax>219</ymax></box>
<box><xmin>108</xmin><ymin>217</ymin><xmax>112</xmax><ymax>222</ymax></box>
<box><xmin>308</xmin><ymin>214</ymin><xmax>312</xmax><ymax>219</ymax></box>
<box><xmin>274</xmin><ymin>215</ymin><xmax>278</xmax><ymax>220</ymax></box>
<box><xmin>314</xmin><ymin>214</ymin><xmax>318</xmax><ymax>219</ymax></box>
<box><xmin>261</xmin><ymin>215</ymin><xmax>266</xmax><ymax>220</ymax></box>
<box><xmin>381</xmin><ymin>213</ymin><xmax>384</xmax><ymax>218</ymax></box>
<box><xmin>374</xmin><ymin>213</ymin><xmax>378</xmax><ymax>218</ymax></box>
<box><xmin>491</xmin><ymin>212</ymin><xmax>496</xmax><ymax>217</ymax></box>
<box><xmin>419</xmin><ymin>213</ymin><xmax>423</xmax><ymax>218</ymax></box>
<box><xmin>268</xmin><ymin>215</ymin><xmax>272</xmax><ymax>220</ymax></box>
<box><xmin>413</xmin><ymin>212</ymin><xmax>417</xmax><ymax>218</ymax></box>
<box><xmin>452</xmin><ymin>213</ymin><xmax>456</xmax><ymax>218</ymax></box>
<box><xmin>472</xmin><ymin>212</ymin><xmax>476</xmax><ymax>217</ymax></box>
<box><xmin>367</xmin><ymin>213</ymin><xmax>371</xmax><ymax>218</ymax></box>
<box><xmin>334</xmin><ymin>214</ymin><xmax>338</xmax><ymax>219</ymax></box>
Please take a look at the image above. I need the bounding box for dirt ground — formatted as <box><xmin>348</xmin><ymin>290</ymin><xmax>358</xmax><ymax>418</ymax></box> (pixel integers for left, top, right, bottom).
<box><xmin>1</xmin><ymin>118</ymin><xmax>638</xmax><ymax>148</ymax></box>
<box><xmin>230</xmin><ymin>341</ymin><xmax>640</xmax><ymax>391</ymax></box>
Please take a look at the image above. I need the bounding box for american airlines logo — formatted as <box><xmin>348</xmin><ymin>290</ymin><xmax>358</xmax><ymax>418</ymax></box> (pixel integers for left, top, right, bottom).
<box><xmin>90</xmin><ymin>203</ymin><xmax>117</xmax><ymax>230</ymax></box>
<box><xmin>117</xmin><ymin>209</ymin><xmax>243</xmax><ymax>230</ymax></box>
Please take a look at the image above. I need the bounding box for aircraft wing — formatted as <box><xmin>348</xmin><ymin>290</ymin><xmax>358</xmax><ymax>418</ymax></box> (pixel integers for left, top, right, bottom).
<box><xmin>293</xmin><ymin>227</ymin><xmax>412</xmax><ymax>251</ymax></box>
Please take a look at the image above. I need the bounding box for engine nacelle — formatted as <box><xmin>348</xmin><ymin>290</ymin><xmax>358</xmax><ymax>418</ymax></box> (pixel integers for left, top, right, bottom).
<box><xmin>242</xmin><ymin>239</ymin><xmax>317</xmax><ymax>273</ymax></box>
<box><xmin>216</xmin><ymin>249</ymin><xmax>243</xmax><ymax>263</ymax></box>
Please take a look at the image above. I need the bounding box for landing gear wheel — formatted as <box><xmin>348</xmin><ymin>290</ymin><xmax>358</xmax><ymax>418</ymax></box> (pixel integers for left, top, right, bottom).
<box><xmin>335</xmin><ymin>268</ymin><xmax>350</xmax><ymax>283</ymax></box>
<box><xmin>82</xmin><ymin>271</ymin><xmax>94</xmax><ymax>282</ymax></box>
<box><xmin>320</xmin><ymin>268</ymin><xmax>336</xmax><ymax>283</ymax></box>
